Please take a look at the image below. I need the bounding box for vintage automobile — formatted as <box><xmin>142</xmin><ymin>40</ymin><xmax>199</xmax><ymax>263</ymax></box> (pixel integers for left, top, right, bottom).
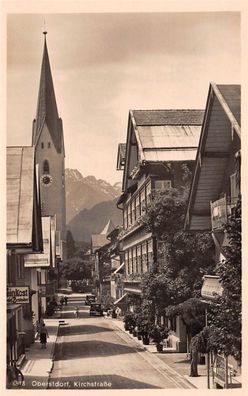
<box><xmin>85</xmin><ymin>294</ymin><xmax>96</xmax><ymax>305</ymax></box>
<box><xmin>89</xmin><ymin>303</ymin><xmax>103</xmax><ymax>316</ymax></box>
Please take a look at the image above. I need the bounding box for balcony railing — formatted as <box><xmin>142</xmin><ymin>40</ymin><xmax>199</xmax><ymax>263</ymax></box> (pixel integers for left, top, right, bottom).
<box><xmin>124</xmin><ymin>274</ymin><xmax>142</xmax><ymax>283</ymax></box>
<box><xmin>210</xmin><ymin>196</ymin><xmax>238</xmax><ymax>230</ymax></box>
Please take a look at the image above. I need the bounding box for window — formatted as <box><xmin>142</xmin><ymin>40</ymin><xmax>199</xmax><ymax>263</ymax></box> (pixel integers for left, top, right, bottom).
<box><xmin>140</xmin><ymin>187</ymin><xmax>146</xmax><ymax>213</ymax></box>
<box><xmin>128</xmin><ymin>250</ymin><xmax>133</xmax><ymax>274</ymax></box>
<box><xmin>17</xmin><ymin>309</ymin><xmax>23</xmax><ymax>331</ymax></box>
<box><xmin>16</xmin><ymin>256</ymin><xmax>24</xmax><ymax>279</ymax></box>
<box><xmin>142</xmin><ymin>242</ymin><xmax>148</xmax><ymax>273</ymax></box>
<box><xmin>125</xmin><ymin>252</ymin><xmax>129</xmax><ymax>274</ymax></box>
<box><xmin>155</xmin><ymin>180</ymin><xmax>172</xmax><ymax>190</ymax></box>
<box><xmin>7</xmin><ymin>253</ymin><xmax>14</xmax><ymax>284</ymax></box>
<box><xmin>131</xmin><ymin>200</ymin><xmax>136</xmax><ymax>224</ymax></box>
<box><xmin>132</xmin><ymin>246</ymin><xmax>137</xmax><ymax>274</ymax></box>
<box><xmin>135</xmin><ymin>194</ymin><xmax>140</xmax><ymax>219</ymax></box>
<box><xmin>169</xmin><ymin>316</ymin><xmax>177</xmax><ymax>332</ymax></box>
<box><xmin>41</xmin><ymin>142</ymin><xmax>44</xmax><ymax>149</ymax></box>
<box><xmin>147</xmin><ymin>240</ymin><xmax>153</xmax><ymax>270</ymax></box>
<box><xmin>146</xmin><ymin>180</ymin><xmax>152</xmax><ymax>205</ymax></box>
<box><xmin>128</xmin><ymin>203</ymin><xmax>132</xmax><ymax>226</ymax></box>
<box><xmin>48</xmin><ymin>142</ymin><xmax>51</xmax><ymax>148</ymax></box>
<box><xmin>37</xmin><ymin>271</ymin><xmax>41</xmax><ymax>286</ymax></box>
<box><xmin>230</xmin><ymin>173</ymin><xmax>239</xmax><ymax>202</ymax></box>
<box><xmin>43</xmin><ymin>160</ymin><xmax>50</xmax><ymax>174</ymax></box>
<box><xmin>123</xmin><ymin>207</ymin><xmax>128</xmax><ymax>229</ymax></box>
<box><xmin>137</xmin><ymin>245</ymin><xmax>141</xmax><ymax>274</ymax></box>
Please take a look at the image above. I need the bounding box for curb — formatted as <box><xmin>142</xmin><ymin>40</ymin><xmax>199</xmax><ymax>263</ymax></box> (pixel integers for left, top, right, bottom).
<box><xmin>111</xmin><ymin>319</ymin><xmax>196</xmax><ymax>389</ymax></box>
<box><xmin>46</xmin><ymin>314</ymin><xmax>62</xmax><ymax>389</ymax></box>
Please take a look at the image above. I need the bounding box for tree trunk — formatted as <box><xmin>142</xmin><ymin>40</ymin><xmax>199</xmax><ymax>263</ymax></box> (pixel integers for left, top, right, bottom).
<box><xmin>190</xmin><ymin>344</ymin><xmax>199</xmax><ymax>377</ymax></box>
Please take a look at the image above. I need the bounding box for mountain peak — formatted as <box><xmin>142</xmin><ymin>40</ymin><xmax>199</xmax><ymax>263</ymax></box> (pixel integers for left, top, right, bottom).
<box><xmin>65</xmin><ymin>168</ymin><xmax>121</xmax><ymax>223</ymax></box>
<box><xmin>65</xmin><ymin>168</ymin><xmax>84</xmax><ymax>181</ymax></box>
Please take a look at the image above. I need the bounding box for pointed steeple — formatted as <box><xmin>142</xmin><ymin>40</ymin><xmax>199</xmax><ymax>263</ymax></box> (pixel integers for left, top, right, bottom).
<box><xmin>32</xmin><ymin>32</ymin><xmax>63</xmax><ymax>153</ymax></box>
<box><xmin>100</xmin><ymin>219</ymin><xmax>115</xmax><ymax>235</ymax></box>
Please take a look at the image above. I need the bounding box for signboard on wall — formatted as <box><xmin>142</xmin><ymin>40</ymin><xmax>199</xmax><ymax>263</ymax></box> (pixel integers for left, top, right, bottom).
<box><xmin>7</xmin><ymin>286</ymin><xmax>30</xmax><ymax>304</ymax></box>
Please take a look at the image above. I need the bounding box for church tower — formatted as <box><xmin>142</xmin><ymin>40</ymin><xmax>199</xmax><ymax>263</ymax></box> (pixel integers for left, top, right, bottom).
<box><xmin>32</xmin><ymin>32</ymin><xmax>66</xmax><ymax>241</ymax></box>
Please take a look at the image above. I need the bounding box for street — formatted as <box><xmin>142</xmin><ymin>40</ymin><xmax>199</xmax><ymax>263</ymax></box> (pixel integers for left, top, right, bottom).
<box><xmin>46</xmin><ymin>295</ymin><xmax>192</xmax><ymax>389</ymax></box>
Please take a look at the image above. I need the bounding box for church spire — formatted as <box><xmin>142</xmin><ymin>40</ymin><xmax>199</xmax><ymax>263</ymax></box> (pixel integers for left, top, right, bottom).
<box><xmin>32</xmin><ymin>32</ymin><xmax>63</xmax><ymax>153</ymax></box>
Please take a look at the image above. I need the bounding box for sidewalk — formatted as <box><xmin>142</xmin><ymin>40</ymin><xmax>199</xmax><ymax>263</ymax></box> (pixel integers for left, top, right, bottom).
<box><xmin>21</xmin><ymin>318</ymin><xmax>61</xmax><ymax>379</ymax></box>
<box><xmin>110</xmin><ymin>317</ymin><xmax>212</xmax><ymax>389</ymax></box>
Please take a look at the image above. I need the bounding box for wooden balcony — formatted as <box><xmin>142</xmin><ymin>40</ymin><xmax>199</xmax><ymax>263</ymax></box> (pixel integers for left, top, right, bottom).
<box><xmin>210</xmin><ymin>196</ymin><xmax>237</xmax><ymax>230</ymax></box>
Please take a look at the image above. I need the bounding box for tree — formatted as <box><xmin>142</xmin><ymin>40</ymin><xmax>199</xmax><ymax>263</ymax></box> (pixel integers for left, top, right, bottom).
<box><xmin>66</xmin><ymin>230</ymin><xmax>76</xmax><ymax>258</ymax></box>
<box><xmin>207</xmin><ymin>198</ymin><xmax>241</xmax><ymax>363</ymax></box>
<box><xmin>60</xmin><ymin>257</ymin><xmax>92</xmax><ymax>281</ymax></box>
<box><xmin>141</xmin><ymin>187</ymin><xmax>214</xmax><ymax>316</ymax></box>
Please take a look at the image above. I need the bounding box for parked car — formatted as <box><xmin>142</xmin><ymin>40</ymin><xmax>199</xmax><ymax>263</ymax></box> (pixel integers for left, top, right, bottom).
<box><xmin>85</xmin><ymin>295</ymin><xmax>96</xmax><ymax>305</ymax></box>
<box><xmin>89</xmin><ymin>303</ymin><xmax>103</xmax><ymax>316</ymax></box>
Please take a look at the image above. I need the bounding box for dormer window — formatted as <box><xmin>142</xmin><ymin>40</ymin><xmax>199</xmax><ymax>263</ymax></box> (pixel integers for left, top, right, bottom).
<box><xmin>41</xmin><ymin>142</ymin><xmax>44</xmax><ymax>149</ymax></box>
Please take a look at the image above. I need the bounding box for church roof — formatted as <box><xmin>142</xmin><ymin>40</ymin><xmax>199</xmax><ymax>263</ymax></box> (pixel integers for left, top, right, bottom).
<box><xmin>100</xmin><ymin>219</ymin><xmax>116</xmax><ymax>235</ymax></box>
<box><xmin>32</xmin><ymin>33</ymin><xmax>63</xmax><ymax>153</ymax></box>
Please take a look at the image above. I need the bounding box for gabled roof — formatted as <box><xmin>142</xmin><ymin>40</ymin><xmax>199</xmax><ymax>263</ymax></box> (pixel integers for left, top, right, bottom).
<box><xmin>132</xmin><ymin>109</ymin><xmax>204</xmax><ymax>126</ymax></box>
<box><xmin>91</xmin><ymin>234</ymin><xmax>109</xmax><ymax>252</ymax></box>
<box><xmin>185</xmin><ymin>83</ymin><xmax>241</xmax><ymax>231</ymax></box>
<box><xmin>32</xmin><ymin>34</ymin><xmax>63</xmax><ymax>153</ymax></box>
<box><xmin>7</xmin><ymin>146</ymin><xmax>35</xmax><ymax>246</ymax></box>
<box><xmin>122</xmin><ymin>109</ymin><xmax>204</xmax><ymax>191</ymax></box>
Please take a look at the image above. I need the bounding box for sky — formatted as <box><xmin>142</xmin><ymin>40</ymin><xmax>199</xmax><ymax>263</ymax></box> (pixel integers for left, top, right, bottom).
<box><xmin>7</xmin><ymin>10</ymin><xmax>241</xmax><ymax>184</ymax></box>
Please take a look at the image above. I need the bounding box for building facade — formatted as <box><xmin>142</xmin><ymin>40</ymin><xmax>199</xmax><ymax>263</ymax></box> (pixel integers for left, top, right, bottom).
<box><xmin>185</xmin><ymin>83</ymin><xmax>241</xmax><ymax>388</ymax></box>
<box><xmin>7</xmin><ymin>146</ymin><xmax>43</xmax><ymax>365</ymax></box>
<box><xmin>116</xmin><ymin>109</ymin><xmax>204</xmax><ymax>350</ymax></box>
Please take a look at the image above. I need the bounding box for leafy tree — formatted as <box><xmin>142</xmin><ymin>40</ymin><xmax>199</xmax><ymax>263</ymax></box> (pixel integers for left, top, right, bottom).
<box><xmin>207</xmin><ymin>199</ymin><xmax>241</xmax><ymax>363</ymax></box>
<box><xmin>66</xmin><ymin>230</ymin><xmax>76</xmax><ymax>258</ymax></box>
<box><xmin>141</xmin><ymin>187</ymin><xmax>214</xmax><ymax>317</ymax></box>
<box><xmin>166</xmin><ymin>298</ymin><xmax>206</xmax><ymax>340</ymax></box>
<box><xmin>60</xmin><ymin>257</ymin><xmax>92</xmax><ymax>281</ymax></box>
<box><xmin>100</xmin><ymin>292</ymin><xmax>115</xmax><ymax>310</ymax></box>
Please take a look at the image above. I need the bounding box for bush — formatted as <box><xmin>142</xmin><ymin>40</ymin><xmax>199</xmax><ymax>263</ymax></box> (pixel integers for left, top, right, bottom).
<box><xmin>149</xmin><ymin>324</ymin><xmax>169</xmax><ymax>345</ymax></box>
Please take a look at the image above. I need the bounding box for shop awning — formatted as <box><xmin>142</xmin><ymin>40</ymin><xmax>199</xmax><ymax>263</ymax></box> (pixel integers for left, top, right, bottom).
<box><xmin>7</xmin><ymin>304</ymin><xmax>22</xmax><ymax>312</ymax></box>
<box><xmin>114</xmin><ymin>293</ymin><xmax>128</xmax><ymax>306</ymax></box>
<box><xmin>201</xmin><ymin>275</ymin><xmax>223</xmax><ymax>300</ymax></box>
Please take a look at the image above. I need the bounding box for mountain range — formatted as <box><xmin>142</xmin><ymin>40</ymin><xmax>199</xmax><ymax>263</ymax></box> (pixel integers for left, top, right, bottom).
<box><xmin>65</xmin><ymin>168</ymin><xmax>122</xmax><ymax>242</ymax></box>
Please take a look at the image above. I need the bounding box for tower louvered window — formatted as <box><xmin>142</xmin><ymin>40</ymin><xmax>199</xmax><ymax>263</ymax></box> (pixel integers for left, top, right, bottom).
<box><xmin>43</xmin><ymin>160</ymin><xmax>50</xmax><ymax>174</ymax></box>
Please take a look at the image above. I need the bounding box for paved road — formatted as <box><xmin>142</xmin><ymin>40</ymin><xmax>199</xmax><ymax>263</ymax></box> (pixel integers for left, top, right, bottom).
<box><xmin>48</xmin><ymin>295</ymin><xmax>192</xmax><ymax>389</ymax></box>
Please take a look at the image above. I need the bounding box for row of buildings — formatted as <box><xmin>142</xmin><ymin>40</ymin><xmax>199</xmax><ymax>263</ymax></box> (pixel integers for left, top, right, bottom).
<box><xmin>91</xmin><ymin>83</ymin><xmax>241</xmax><ymax>388</ymax></box>
<box><xmin>7</xmin><ymin>33</ymin><xmax>67</xmax><ymax>366</ymax></box>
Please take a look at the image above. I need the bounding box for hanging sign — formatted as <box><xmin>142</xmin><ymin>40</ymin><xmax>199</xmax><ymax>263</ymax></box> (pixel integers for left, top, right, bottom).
<box><xmin>7</xmin><ymin>286</ymin><xmax>30</xmax><ymax>304</ymax></box>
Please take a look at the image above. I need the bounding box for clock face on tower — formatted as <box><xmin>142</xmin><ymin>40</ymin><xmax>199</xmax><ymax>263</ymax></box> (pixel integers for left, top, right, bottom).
<box><xmin>41</xmin><ymin>174</ymin><xmax>53</xmax><ymax>186</ymax></box>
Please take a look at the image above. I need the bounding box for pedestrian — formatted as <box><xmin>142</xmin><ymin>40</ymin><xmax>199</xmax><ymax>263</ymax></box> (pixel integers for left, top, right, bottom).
<box><xmin>64</xmin><ymin>296</ymin><xmax>68</xmax><ymax>305</ymax></box>
<box><xmin>40</xmin><ymin>323</ymin><xmax>49</xmax><ymax>349</ymax></box>
<box><xmin>60</xmin><ymin>296</ymin><xmax>64</xmax><ymax>306</ymax></box>
<box><xmin>74</xmin><ymin>306</ymin><xmax>79</xmax><ymax>318</ymax></box>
